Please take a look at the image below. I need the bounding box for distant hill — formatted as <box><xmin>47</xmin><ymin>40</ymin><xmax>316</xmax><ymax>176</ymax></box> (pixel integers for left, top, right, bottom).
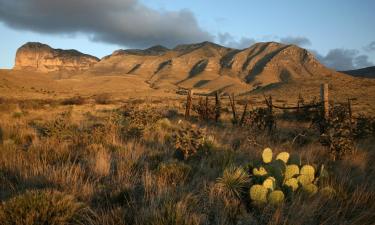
<box><xmin>341</xmin><ymin>66</ymin><xmax>375</xmax><ymax>78</ymax></box>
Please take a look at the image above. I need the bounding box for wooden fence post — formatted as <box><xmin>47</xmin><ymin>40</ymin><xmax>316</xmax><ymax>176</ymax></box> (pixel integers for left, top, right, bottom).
<box><xmin>239</xmin><ymin>101</ymin><xmax>248</xmax><ymax>126</ymax></box>
<box><xmin>205</xmin><ymin>95</ymin><xmax>209</xmax><ymax>120</ymax></box>
<box><xmin>347</xmin><ymin>98</ymin><xmax>353</xmax><ymax>133</ymax></box>
<box><xmin>215</xmin><ymin>91</ymin><xmax>221</xmax><ymax>122</ymax></box>
<box><xmin>320</xmin><ymin>84</ymin><xmax>329</xmax><ymax>120</ymax></box>
<box><xmin>229</xmin><ymin>94</ymin><xmax>238</xmax><ymax>124</ymax></box>
<box><xmin>185</xmin><ymin>89</ymin><xmax>193</xmax><ymax>119</ymax></box>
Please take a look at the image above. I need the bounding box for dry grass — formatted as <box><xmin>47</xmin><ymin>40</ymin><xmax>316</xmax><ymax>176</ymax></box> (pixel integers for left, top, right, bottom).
<box><xmin>0</xmin><ymin>98</ymin><xmax>374</xmax><ymax>225</ymax></box>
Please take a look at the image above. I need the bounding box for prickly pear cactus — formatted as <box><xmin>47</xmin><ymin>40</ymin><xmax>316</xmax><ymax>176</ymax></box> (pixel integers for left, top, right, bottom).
<box><xmin>284</xmin><ymin>178</ymin><xmax>299</xmax><ymax>191</ymax></box>
<box><xmin>249</xmin><ymin>184</ymin><xmax>268</xmax><ymax>203</ymax></box>
<box><xmin>253</xmin><ymin>167</ymin><xmax>268</xmax><ymax>176</ymax></box>
<box><xmin>285</xmin><ymin>165</ymin><xmax>300</xmax><ymax>180</ymax></box>
<box><xmin>268</xmin><ymin>190</ymin><xmax>285</xmax><ymax>204</ymax></box>
<box><xmin>263</xmin><ymin>177</ymin><xmax>276</xmax><ymax>190</ymax></box>
<box><xmin>302</xmin><ymin>183</ymin><xmax>318</xmax><ymax>195</ymax></box>
<box><xmin>276</xmin><ymin>152</ymin><xmax>289</xmax><ymax>163</ymax></box>
<box><xmin>320</xmin><ymin>186</ymin><xmax>336</xmax><ymax>197</ymax></box>
<box><xmin>246</xmin><ymin>147</ymin><xmax>335</xmax><ymax>206</ymax></box>
<box><xmin>262</xmin><ymin>148</ymin><xmax>273</xmax><ymax>163</ymax></box>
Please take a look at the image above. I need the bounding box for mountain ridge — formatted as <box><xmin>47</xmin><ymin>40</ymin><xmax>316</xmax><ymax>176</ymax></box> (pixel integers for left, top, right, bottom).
<box><xmin>12</xmin><ymin>41</ymin><xmax>348</xmax><ymax>93</ymax></box>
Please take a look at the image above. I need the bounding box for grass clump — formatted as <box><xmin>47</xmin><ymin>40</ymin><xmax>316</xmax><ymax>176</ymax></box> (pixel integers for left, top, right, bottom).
<box><xmin>0</xmin><ymin>190</ymin><xmax>93</xmax><ymax>225</ymax></box>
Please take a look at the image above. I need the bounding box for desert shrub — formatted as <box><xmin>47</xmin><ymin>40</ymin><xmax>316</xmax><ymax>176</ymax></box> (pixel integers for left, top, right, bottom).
<box><xmin>30</xmin><ymin>111</ymin><xmax>76</xmax><ymax>140</ymax></box>
<box><xmin>120</xmin><ymin>106</ymin><xmax>164</xmax><ymax>140</ymax></box>
<box><xmin>354</xmin><ymin>114</ymin><xmax>375</xmax><ymax>139</ymax></box>
<box><xmin>319</xmin><ymin>105</ymin><xmax>355</xmax><ymax>160</ymax></box>
<box><xmin>94</xmin><ymin>93</ymin><xmax>111</xmax><ymax>105</ymax></box>
<box><xmin>61</xmin><ymin>96</ymin><xmax>86</xmax><ymax>105</ymax></box>
<box><xmin>172</xmin><ymin>122</ymin><xmax>207</xmax><ymax>160</ymax></box>
<box><xmin>242</xmin><ymin>108</ymin><xmax>275</xmax><ymax>131</ymax></box>
<box><xmin>192</xmin><ymin>97</ymin><xmax>216</xmax><ymax>121</ymax></box>
<box><xmin>0</xmin><ymin>190</ymin><xmax>94</xmax><ymax>225</ymax></box>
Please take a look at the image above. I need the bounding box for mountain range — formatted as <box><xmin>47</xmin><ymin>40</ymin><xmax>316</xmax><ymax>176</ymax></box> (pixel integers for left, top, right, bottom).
<box><xmin>13</xmin><ymin>41</ymin><xmax>343</xmax><ymax>93</ymax></box>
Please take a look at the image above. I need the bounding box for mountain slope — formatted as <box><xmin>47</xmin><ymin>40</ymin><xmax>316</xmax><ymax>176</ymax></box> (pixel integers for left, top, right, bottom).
<box><xmin>341</xmin><ymin>66</ymin><xmax>375</xmax><ymax>78</ymax></box>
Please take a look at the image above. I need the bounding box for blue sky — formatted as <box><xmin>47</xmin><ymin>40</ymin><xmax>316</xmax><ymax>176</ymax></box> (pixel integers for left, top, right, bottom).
<box><xmin>0</xmin><ymin>0</ymin><xmax>374</xmax><ymax>70</ymax></box>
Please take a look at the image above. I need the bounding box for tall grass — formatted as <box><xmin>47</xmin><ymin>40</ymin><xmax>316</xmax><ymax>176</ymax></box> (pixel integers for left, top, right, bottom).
<box><xmin>0</xmin><ymin>100</ymin><xmax>374</xmax><ymax>224</ymax></box>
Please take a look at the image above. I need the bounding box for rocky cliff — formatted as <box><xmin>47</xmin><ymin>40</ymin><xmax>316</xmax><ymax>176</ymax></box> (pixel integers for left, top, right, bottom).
<box><xmin>14</xmin><ymin>42</ymin><xmax>99</xmax><ymax>72</ymax></box>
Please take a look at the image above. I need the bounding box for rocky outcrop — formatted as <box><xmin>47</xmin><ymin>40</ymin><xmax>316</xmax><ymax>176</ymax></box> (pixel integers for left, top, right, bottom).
<box><xmin>14</xmin><ymin>42</ymin><xmax>99</xmax><ymax>72</ymax></box>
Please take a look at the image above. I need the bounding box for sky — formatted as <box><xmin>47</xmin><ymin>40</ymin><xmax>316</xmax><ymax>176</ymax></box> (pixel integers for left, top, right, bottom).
<box><xmin>0</xmin><ymin>0</ymin><xmax>374</xmax><ymax>70</ymax></box>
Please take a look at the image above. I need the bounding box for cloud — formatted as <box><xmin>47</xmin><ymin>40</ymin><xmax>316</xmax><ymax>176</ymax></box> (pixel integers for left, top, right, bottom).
<box><xmin>364</xmin><ymin>41</ymin><xmax>375</xmax><ymax>52</ymax></box>
<box><xmin>218</xmin><ymin>32</ymin><xmax>255</xmax><ymax>49</ymax></box>
<box><xmin>0</xmin><ymin>0</ymin><xmax>213</xmax><ymax>48</ymax></box>
<box><xmin>312</xmin><ymin>48</ymin><xmax>374</xmax><ymax>71</ymax></box>
<box><xmin>279</xmin><ymin>36</ymin><xmax>311</xmax><ymax>47</ymax></box>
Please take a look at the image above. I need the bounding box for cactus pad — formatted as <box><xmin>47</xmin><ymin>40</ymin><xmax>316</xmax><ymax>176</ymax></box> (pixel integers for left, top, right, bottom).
<box><xmin>297</xmin><ymin>174</ymin><xmax>314</xmax><ymax>186</ymax></box>
<box><xmin>268</xmin><ymin>190</ymin><xmax>285</xmax><ymax>204</ymax></box>
<box><xmin>263</xmin><ymin>177</ymin><xmax>276</xmax><ymax>190</ymax></box>
<box><xmin>262</xmin><ymin>148</ymin><xmax>273</xmax><ymax>163</ymax></box>
<box><xmin>320</xmin><ymin>186</ymin><xmax>336</xmax><ymax>197</ymax></box>
<box><xmin>250</xmin><ymin>184</ymin><xmax>268</xmax><ymax>203</ymax></box>
<box><xmin>253</xmin><ymin>167</ymin><xmax>268</xmax><ymax>176</ymax></box>
<box><xmin>284</xmin><ymin>178</ymin><xmax>299</xmax><ymax>191</ymax></box>
<box><xmin>302</xmin><ymin>183</ymin><xmax>318</xmax><ymax>195</ymax></box>
<box><xmin>300</xmin><ymin>165</ymin><xmax>315</xmax><ymax>180</ymax></box>
<box><xmin>276</xmin><ymin>152</ymin><xmax>290</xmax><ymax>163</ymax></box>
<box><xmin>285</xmin><ymin>164</ymin><xmax>300</xmax><ymax>180</ymax></box>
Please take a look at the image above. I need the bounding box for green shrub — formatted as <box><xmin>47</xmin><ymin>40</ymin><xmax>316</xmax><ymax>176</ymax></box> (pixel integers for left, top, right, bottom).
<box><xmin>0</xmin><ymin>190</ymin><xmax>93</xmax><ymax>225</ymax></box>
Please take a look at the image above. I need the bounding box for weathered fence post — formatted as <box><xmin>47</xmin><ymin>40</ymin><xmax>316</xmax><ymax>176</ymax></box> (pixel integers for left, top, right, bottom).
<box><xmin>239</xmin><ymin>101</ymin><xmax>248</xmax><ymax>126</ymax></box>
<box><xmin>229</xmin><ymin>94</ymin><xmax>238</xmax><ymax>124</ymax></box>
<box><xmin>320</xmin><ymin>83</ymin><xmax>329</xmax><ymax>120</ymax></box>
<box><xmin>205</xmin><ymin>95</ymin><xmax>209</xmax><ymax>120</ymax></box>
<box><xmin>347</xmin><ymin>98</ymin><xmax>353</xmax><ymax>133</ymax></box>
<box><xmin>185</xmin><ymin>89</ymin><xmax>194</xmax><ymax>119</ymax></box>
<box><xmin>215</xmin><ymin>91</ymin><xmax>221</xmax><ymax>122</ymax></box>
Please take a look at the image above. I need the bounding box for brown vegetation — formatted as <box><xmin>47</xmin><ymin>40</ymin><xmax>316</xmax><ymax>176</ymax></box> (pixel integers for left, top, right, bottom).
<box><xmin>0</xmin><ymin>97</ymin><xmax>374</xmax><ymax>225</ymax></box>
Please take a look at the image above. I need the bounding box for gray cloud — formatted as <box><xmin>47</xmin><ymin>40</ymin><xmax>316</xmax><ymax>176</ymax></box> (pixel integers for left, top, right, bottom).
<box><xmin>218</xmin><ymin>32</ymin><xmax>256</xmax><ymax>49</ymax></box>
<box><xmin>312</xmin><ymin>48</ymin><xmax>374</xmax><ymax>71</ymax></box>
<box><xmin>0</xmin><ymin>0</ymin><xmax>213</xmax><ymax>48</ymax></box>
<box><xmin>364</xmin><ymin>41</ymin><xmax>375</xmax><ymax>52</ymax></box>
<box><xmin>279</xmin><ymin>36</ymin><xmax>312</xmax><ymax>47</ymax></box>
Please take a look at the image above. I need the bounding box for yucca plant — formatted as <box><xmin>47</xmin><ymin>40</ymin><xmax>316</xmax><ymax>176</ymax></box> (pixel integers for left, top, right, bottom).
<box><xmin>216</xmin><ymin>166</ymin><xmax>250</xmax><ymax>200</ymax></box>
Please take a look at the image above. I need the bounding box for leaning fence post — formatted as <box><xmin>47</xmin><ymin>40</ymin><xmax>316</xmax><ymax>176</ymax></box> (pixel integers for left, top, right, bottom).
<box><xmin>185</xmin><ymin>89</ymin><xmax>194</xmax><ymax>119</ymax></box>
<box><xmin>320</xmin><ymin>84</ymin><xmax>329</xmax><ymax>120</ymax></box>
<box><xmin>239</xmin><ymin>101</ymin><xmax>248</xmax><ymax>126</ymax></box>
<box><xmin>229</xmin><ymin>94</ymin><xmax>238</xmax><ymax>124</ymax></box>
<box><xmin>215</xmin><ymin>91</ymin><xmax>221</xmax><ymax>122</ymax></box>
